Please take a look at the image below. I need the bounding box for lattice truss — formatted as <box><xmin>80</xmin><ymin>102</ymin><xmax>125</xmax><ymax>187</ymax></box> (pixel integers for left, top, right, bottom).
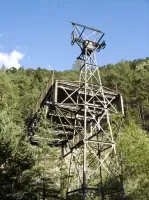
<box><xmin>28</xmin><ymin>22</ymin><xmax>124</xmax><ymax>200</ymax></box>
<box><xmin>46</xmin><ymin>23</ymin><xmax>124</xmax><ymax>199</ymax></box>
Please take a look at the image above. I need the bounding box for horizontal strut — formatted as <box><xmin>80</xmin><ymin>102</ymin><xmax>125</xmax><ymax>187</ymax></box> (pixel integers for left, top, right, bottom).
<box><xmin>71</xmin><ymin>22</ymin><xmax>104</xmax><ymax>33</ymax></box>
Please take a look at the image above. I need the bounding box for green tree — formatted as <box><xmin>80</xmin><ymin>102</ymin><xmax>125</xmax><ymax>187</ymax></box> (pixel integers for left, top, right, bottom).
<box><xmin>118</xmin><ymin>122</ymin><xmax>149</xmax><ymax>199</ymax></box>
<box><xmin>72</xmin><ymin>59</ymin><xmax>82</xmax><ymax>71</ymax></box>
<box><xmin>0</xmin><ymin>109</ymin><xmax>35</xmax><ymax>199</ymax></box>
<box><xmin>29</xmin><ymin>109</ymin><xmax>62</xmax><ymax>199</ymax></box>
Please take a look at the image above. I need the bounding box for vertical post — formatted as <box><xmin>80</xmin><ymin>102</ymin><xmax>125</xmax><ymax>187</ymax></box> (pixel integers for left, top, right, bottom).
<box><xmin>54</xmin><ymin>81</ymin><xmax>58</xmax><ymax>104</ymax></box>
<box><xmin>97</xmin><ymin>133</ymin><xmax>105</xmax><ymax>200</ymax></box>
<box><xmin>99</xmin><ymin>153</ymin><xmax>105</xmax><ymax>200</ymax></box>
<box><xmin>52</xmin><ymin>70</ymin><xmax>54</xmax><ymax>85</ymax></box>
<box><xmin>83</xmin><ymin>48</ymin><xmax>87</xmax><ymax>200</ymax></box>
<box><xmin>120</xmin><ymin>94</ymin><xmax>124</xmax><ymax>115</ymax></box>
<box><xmin>61</xmin><ymin>144</ymin><xmax>65</xmax><ymax>199</ymax></box>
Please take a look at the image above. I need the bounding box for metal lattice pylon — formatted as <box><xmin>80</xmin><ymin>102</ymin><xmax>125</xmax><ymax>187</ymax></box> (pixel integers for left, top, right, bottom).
<box><xmin>28</xmin><ymin>22</ymin><xmax>124</xmax><ymax>200</ymax></box>
<box><xmin>62</xmin><ymin>22</ymin><xmax>124</xmax><ymax>200</ymax></box>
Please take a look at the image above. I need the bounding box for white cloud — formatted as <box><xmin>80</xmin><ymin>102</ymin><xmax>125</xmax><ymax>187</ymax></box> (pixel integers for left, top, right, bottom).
<box><xmin>0</xmin><ymin>50</ymin><xmax>24</xmax><ymax>70</ymax></box>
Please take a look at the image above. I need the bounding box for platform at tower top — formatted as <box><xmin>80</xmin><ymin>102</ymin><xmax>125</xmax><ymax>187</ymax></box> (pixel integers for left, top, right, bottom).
<box><xmin>28</xmin><ymin>76</ymin><xmax>124</xmax><ymax>145</ymax></box>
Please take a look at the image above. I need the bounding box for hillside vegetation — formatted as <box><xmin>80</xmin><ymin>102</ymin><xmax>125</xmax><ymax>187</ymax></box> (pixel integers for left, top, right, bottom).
<box><xmin>0</xmin><ymin>57</ymin><xmax>149</xmax><ymax>199</ymax></box>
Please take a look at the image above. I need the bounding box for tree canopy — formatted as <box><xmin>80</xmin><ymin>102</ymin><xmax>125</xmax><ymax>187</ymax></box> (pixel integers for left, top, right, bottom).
<box><xmin>0</xmin><ymin>57</ymin><xmax>149</xmax><ymax>199</ymax></box>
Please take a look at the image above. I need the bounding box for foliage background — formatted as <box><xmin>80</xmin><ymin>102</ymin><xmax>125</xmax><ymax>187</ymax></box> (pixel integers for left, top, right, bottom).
<box><xmin>0</xmin><ymin>57</ymin><xmax>149</xmax><ymax>199</ymax></box>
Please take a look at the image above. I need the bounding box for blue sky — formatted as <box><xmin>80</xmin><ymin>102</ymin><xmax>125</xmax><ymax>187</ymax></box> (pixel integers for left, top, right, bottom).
<box><xmin>0</xmin><ymin>0</ymin><xmax>148</xmax><ymax>71</ymax></box>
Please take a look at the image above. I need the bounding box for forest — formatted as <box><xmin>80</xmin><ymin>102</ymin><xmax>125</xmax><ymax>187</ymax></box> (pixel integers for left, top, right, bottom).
<box><xmin>0</xmin><ymin>57</ymin><xmax>149</xmax><ymax>200</ymax></box>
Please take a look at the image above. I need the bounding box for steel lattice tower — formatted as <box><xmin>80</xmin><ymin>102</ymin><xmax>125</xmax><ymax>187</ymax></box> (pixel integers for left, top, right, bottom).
<box><xmin>28</xmin><ymin>22</ymin><xmax>124</xmax><ymax>200</ymax></box>
<box><xmin>62</xmin><ymin>22</ymin><xmax>124</xmax><ymax>200</ymax></box>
